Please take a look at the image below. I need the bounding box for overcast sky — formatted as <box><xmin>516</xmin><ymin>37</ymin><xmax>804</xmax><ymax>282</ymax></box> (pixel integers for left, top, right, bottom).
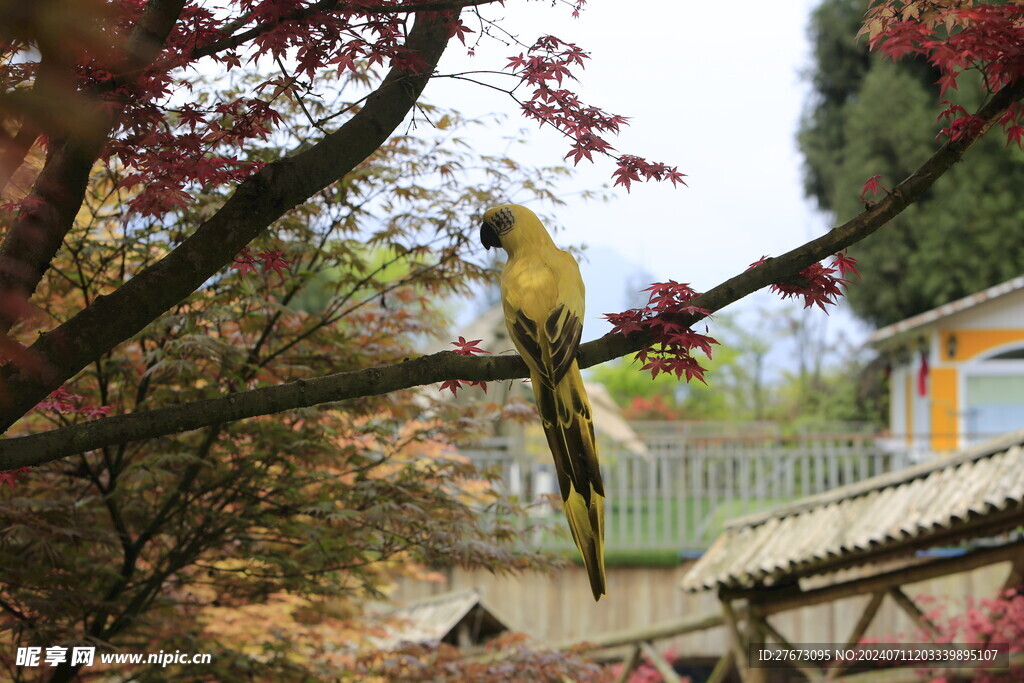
<box><xmin>424</xmin><ymin>0</ymin><xmax>873</xmax><ymax>361</ymax></box>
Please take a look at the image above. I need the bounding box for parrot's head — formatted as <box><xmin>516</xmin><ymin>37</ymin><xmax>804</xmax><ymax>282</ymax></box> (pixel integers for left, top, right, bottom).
<box><xmin>479</xmin><ymin>204</ymin><xmax>551</xmax><ymax>254</ymax></box>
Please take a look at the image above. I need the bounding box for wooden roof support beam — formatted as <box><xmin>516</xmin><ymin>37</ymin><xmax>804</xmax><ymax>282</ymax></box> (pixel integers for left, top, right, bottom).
<box><xmin>745</xmin><ymin>614</ymin><xmax>767</xmax><ymax>683</ymax></box>
<box><xmin>736</xmin><ymin>539</ymin><xmax>1024</xmax><ymax>617</ymax></box>
<box><xmin>548</xmin><ymin>606</ymin><xmax>752</xmax><ymax>672</ymax></box>
<box><xmin>613</xmin><ymin>645</ymin><xmax>642</xmax><ymax>683</ymax></box>
<box><xmin>706</xmin><ymin>649</ymin><xmax>735</xmax><ymax>683</ymax></box>
<box><xmin>1000</xmin><ymin>556</ymin><xmax>1024</xmax><ymax>594</ymax></box>
<box><xmin>554</xmin><ymin>608</ymin><xmax>735</xmax><ymax>653</ymax></box>
<box><xmin>826</xmin><ymin>590</ymin><xmax>886</xmax><ymax>680</ymax></box>
<box><xmin>842</xmin><ymin>590</ymin><xmax>887</xmax><ymax>648</ymax></box>
<box><xmin>887</xmin><ymin>586</ymin><xmax>940</xmax><ymax>639</ymax></box>
<box><xmin>639</xmin><ymin>640</ymin><xmax>683</xmax><ymax>683</ymax></box>
<box><xmin>721</xmin><ymin>595</ymin><xmax>753</xmax><ymax>683</ymax></box>
<box><xmin>753</xmin><ymin>614</ymin><xmax>825</xmax><ymax>682</ymax></box>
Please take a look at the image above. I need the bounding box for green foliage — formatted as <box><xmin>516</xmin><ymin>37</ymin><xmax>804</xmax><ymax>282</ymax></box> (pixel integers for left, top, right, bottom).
<box><xmin>588</xmin><ymin>351</ymin><xmax>729</xmax><ymax>421</ymax></box>
<box><xmin>801</xmin><ymin>0</ymin><xmax>875</xmax><ymax>205</ymax></box>
<box><xmin>591</xmin><ymin>308</ymin><xmax>883</xmax><ymax>427</ymax></box>
<box><xmin>588</xmin><ymin>354</ymin><xmax>682</xmax><ymax>404</ymax></box>
<box><xmin>599</xmin><ymin>550</ymin><xmax>682</xmax><ymax>567</ymax></box>
<box><xmin>800</xmin><ymin>0</ymin><xmax>1024</xmax><ymax>326</ymax></box>
<box><xmin>774</xmin><ymin>362</ymin><xmax>885</xmax><ymax>429</ymax></box>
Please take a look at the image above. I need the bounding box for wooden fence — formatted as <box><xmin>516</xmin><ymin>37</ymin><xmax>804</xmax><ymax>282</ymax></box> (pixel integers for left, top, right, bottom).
<box><xmin>461</xmin><ymin>432</ymin><xmax>918</xmax><ymax>553</ymax></box>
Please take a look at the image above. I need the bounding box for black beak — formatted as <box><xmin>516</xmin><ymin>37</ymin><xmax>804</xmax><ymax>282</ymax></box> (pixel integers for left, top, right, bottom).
<box><xmin>480</xmin><ymin>221</ymin><xmax>501</xmax><ymax>250</ymax></box>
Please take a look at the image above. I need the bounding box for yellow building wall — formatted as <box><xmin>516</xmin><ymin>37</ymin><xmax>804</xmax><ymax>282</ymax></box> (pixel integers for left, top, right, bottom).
<box><xmin>930</xmin><ymin>328</ymin><xmax>1024</xmax><ymax>450</ymax></box>
<box><xmin>930</xmin><ymin>368</ymin><xmax>958</xmax><ymax>452</ymax></box>
<box><xmin>940</xmin><ymin>329</ymin><xmax>1024</xmax><ymax>361</ymax></box>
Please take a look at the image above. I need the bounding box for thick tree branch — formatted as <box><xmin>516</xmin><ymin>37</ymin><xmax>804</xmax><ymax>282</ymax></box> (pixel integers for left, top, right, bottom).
<box><xmin>0</xmin><ymin>14</ymin><xmax>455</xmax><ymax>429</ymax></box>
<box><xmin>4</xmin><ymin>77</ymin><xmax>1024</xmax><ymax>468</ymax></box>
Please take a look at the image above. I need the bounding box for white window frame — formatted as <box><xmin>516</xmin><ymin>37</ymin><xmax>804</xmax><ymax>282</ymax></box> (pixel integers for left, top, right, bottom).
<box><xmin>958</xmin><ymin>340</ymin><xmax>1024</xmax><ymax>447</ymax></box>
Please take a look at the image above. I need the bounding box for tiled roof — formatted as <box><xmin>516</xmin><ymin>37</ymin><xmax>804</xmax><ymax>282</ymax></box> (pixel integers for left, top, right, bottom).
<box><xmin>681</xmin><ymin>429</ymin><xmax>1024</xmax><ymax>592</ymax></box>
<box><xmin>870</xmin><ymin>275</ymin><xmax>1024</xmax><ymax>345</ymax></box>
<box><xmin>369</xmin><ymin>589</ymin><xmax>509</xmax><ymax>649</ymax></box>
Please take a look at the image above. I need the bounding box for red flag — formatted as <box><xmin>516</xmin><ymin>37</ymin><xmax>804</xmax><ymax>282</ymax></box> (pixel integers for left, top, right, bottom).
<box><xmin>917</xmin><ymin>352</ymin><xmax>929</xmax><ymax>397</ymax></box>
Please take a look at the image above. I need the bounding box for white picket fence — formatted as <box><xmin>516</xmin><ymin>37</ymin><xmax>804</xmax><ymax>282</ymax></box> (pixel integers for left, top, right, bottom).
<box><xmin>461</xmin><ymin>430</ymin><xmax>920</xmax><ymax>553</ymax></box>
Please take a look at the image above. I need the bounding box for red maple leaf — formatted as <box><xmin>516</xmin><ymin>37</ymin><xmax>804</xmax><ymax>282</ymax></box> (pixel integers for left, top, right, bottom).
<box><xmin>438</xmin><ymin>378</ymin><xmax>487</xmax><ymax>397</ymax></box>
<box><xmin>445</xmin><ymin>17</ymin><xmax>474</xmax><ymax>46</ymax></box>
<box><xmin>673</xmin><ymin>355</ymin><xmax>709</xmax><ymax>384</ymax></box>
<box><xmin>177</xmin><ymin>105</ymin><xmax>206</xmax><ymax>130</ymax></box>
<box><xmin>860</xmin><ymin>174</ymin><xmax>887</xmax><ymax>202</ymax></box>
<box><xmin>451</xmin><ymin>337</ymin><xmax>490</xmax><ymax>356</ymax></box>
<box><xmin>34</xmin><ymin>387</ymin><xmax>113</xmax><ymax>418</ymax></box>
<box><xmin>231</xmin><ymin>248</ymin><xmax>259</xmax><ymax>276</ymax></box>
<box><xmin>1006</xmin><ymin>125</ymin><xmax>1024</xmax><ymax>148</ymax></box>
<box><xmin>256</xmin><ymin>250</ymin><xmax>293</xmax><ymax>278</ymax></box>
<box><xmin>937</xmin><ymin>70</ymin><xmax>960</xmax><ymax>96</ymax></box>
<box><xmin>832</xmin><ymin>251</ymin><xmax>860</xmax><ymax>280</ymax></box>
<box><xmin>35</xmin><ymin>387</ymin><xmax>83</xmax><ymax>414</ymax></box>
<box><xmin>640</xmin><ymin>356</ymin><xmax>672</xmax><ymax>380</ymax></box>
<box><xmin>439</xmin><ymin>379</ymin><xmax>463</xmax><ymax>397</ymax></box>
<box><xmin>0</xmin><ymin>467</ymin><xmax>30</xmax><ymax>489</ymax></box>
<box><xmin>771</xmin><ymin>263</ymin><xmax>845</xmax><ymax>312</ymax></box>
<box><xmin>603</xmin><ymin>309</ymin><xmax>644</xmax><ymax>336</ymax></box>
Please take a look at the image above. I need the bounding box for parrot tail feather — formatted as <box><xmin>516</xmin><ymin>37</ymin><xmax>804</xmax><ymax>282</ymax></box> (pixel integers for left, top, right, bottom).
<box><xmin>563</xmin><ymin>486</ymin><xmax>606</xmax><ymax>600</ymax></box>
<box><xmin>535</xmin><ymin>367</ymin><xmax>607</xmax><ymax>600</ymax></box>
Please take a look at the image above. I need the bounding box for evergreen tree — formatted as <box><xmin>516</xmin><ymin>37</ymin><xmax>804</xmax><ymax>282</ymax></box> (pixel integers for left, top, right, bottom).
<box><xmin>800</xmin><ymin>0</ymin><xmax>1024</xmax><ymax>327</ymax></box>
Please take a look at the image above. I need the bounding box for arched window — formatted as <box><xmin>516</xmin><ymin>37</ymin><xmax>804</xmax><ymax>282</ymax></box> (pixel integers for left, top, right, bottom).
<box><xmin>963</xmin><ymin>342</ymin><xmax>1024</xmax><ymax>443</ymax></box>
<box><xmin>988</xmin><ymin>347</ymin><xmax>1024</xmax><ymax>360</ymax></box>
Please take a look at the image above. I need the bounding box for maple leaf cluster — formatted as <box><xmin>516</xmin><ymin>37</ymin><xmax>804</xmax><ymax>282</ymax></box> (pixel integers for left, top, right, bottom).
<box><xmin>92</xmin><ymin>3</ymin><xmax>281</xmax><ymax>216</ymax></box>
<box><xmin>0</xmin><ymin>1</ymin><xmax>452</xmax><ymax>220</ymax></box>
<box><xmin>34</xmin><ymin>386</ymin><xmax>113</xmax><ymax>419</ymax></box>
<box><xmin>231</xmin><ymin>247</ymin><xmax>294</xmax><ymax>279</ymax></box>
<box><xmin>604</xmin><ymin>281</ymin><xmax>717</xmax><ymax>383</ymax></box>
<box><xmin>0</xmin><ymin>466</ymin><xmax>29</xmax><ymax>490</ymax></box>
<box><xmin>507</xmin><ymin>36</ymin><xmax>686</xmax><ymax>191</ymax></box>
<box><xmin>0</xmin><ymin>388</ymin><xmax>113</xmax><ymax>487</ymax></box>
<box><xmin>750</xmin><ymin>252</ymin><xmax>860</xmax><ymax>313</ymax></box>
<box><xmin>933</xmin><ymin>99</ymin><xmax>1024</xmax><ymax>146</ymax></box>
<box><xmin>439</xmin><ymin>336</ymin><xmax>490</xmax><ymax>396</ymax></box>
<box><xmin>0</xmin><ymin>1</ymin><xmax>689</xmax><ymax>227</ymax></box>
<box><xmin>863</xmin><ymin>1</ymin><xmax>1024</xmax><ymax>144</ymax></box>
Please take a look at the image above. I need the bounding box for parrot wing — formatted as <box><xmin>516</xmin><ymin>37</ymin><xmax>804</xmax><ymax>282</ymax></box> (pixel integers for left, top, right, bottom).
<box><xmin>507</xmin><ymin>303</ymin><xmax>603</xmax><ymax>500</ymax></box>
<box><xmin>509</xmin><ymin>303</ymin><xmax>582</xmax><ymax>389</ymax></box>
<box><xmin>501</xmin><ymin>249</ymin><xmax>585</xmax><ymax>390</ymax></box>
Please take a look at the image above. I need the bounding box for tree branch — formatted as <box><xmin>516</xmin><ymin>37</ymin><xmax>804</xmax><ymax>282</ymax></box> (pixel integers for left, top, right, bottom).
<box><xmin>0</xmin><ymin>0</ymin><xmax>188</xmax><ymax>331</ymax></box>
<box><xmin>0</xmin><ymin>13</ymin><xmax>455</xmax><ymax>429</ymax></box>
<box><xmin>5</xmin><ymin>76</ymin><xmax>1024</xmax><ymax>468</ymax></box>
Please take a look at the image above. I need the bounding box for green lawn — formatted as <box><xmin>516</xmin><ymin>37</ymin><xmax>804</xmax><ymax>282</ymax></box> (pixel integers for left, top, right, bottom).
<box><xmin>524</xmin><ymin>494</ymin><xmax>796</xmax><ymax>563</ymax></box>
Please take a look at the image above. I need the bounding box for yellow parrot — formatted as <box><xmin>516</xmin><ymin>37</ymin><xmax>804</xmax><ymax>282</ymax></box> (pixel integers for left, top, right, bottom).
<box><xmin>479</xmin><ymin>204</ymin><xmax>606</xmax><ymax>601</ymax></box>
